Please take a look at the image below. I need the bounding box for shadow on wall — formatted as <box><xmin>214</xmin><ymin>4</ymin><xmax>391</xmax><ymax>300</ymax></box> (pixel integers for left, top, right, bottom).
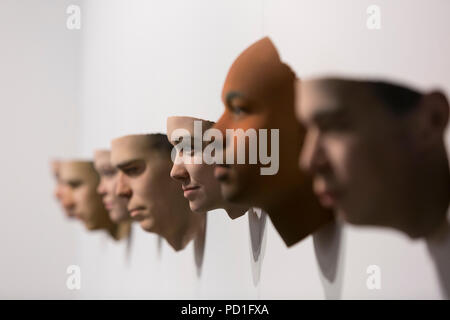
<box><xmin>426</xmin><ymin>219</ymin><xmax>450</xmax><ymax>299</ymax></box>
<box><xmin>248</xmin><ymin>208</ymin><xmax>268</xmax><ymax>286</ymax></box>
<box><xmin>313</xmin><ymin>219</ymin><xmax>345</xmax><ymax>299</ymax></box>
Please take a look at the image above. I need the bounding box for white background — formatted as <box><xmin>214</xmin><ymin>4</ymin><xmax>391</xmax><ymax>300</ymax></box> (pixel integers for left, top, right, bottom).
<box><xmin>0</xmin><ymin>0</ymin><xmax>449</xmax><ymax>299</ymax></box>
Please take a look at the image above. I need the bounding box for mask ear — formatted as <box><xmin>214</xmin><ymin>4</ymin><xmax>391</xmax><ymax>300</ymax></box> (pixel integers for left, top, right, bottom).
<box><xmin>419</xmin><ymin>90</ymin><xmax>449</xmax><ymax>147</ymax></box>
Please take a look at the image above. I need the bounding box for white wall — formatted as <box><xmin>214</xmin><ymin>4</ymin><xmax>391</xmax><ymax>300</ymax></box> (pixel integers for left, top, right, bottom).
<box><xmin>1</xmin><ymin>0</ymin><xmax>449</xmax><ymax>299</ymax></box>
<box><xmin>0</xmin><ymin>0</ymin><xmax>82</xmax><ymax>299</ymax></box>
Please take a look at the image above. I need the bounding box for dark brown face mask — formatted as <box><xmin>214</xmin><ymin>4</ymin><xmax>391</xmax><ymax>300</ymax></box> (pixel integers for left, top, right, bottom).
<box><xmin>213</xmin><ymin>37</ymin><xmax>333</xmax><ymax>246</ymax></box>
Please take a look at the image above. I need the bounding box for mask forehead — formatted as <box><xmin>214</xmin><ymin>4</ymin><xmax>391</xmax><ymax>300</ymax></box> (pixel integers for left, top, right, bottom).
<box><xmin>300</xmin><ymin>78</ymin><xmax>378</xmax><ymax>121</ymax></box>
<box><xmin>166</xmin><ymin>116</ymin><xmax>214</xmax><ymax>144</ymax></box>
<box><xmin>59</xmin><ymin>161</ymin><xmax>98</xmax><ymax>183</ymax></box>
<box><xmin>221</xmin><ymin>37</ymin><xmax>296</xmax><ymax>104</ymax></box>
<box><xmin>94</xmin><ymin>150</ymin><xmax>112</xmax><ymax>170</ymax></box>
<box><xmin>111</xmin><ymin>134</ymin><xmax>153</xmax><ymax>166</ymax></box>
<box><xmin>299</xmin><ymin>79</ymin><xmax>340</xmax><ymax>121</ymax></box>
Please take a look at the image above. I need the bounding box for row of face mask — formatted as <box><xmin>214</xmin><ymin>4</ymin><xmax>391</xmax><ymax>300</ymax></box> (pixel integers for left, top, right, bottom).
<box><xmin>51</xmin><ymin>37</ymin><xmax>450</xmax><ymax>254</ymax></box>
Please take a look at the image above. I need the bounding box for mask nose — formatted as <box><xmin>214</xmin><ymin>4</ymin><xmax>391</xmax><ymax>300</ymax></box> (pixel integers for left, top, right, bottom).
<box><xmin>96</xmin><ymin>179</ymin><xmax>107</xmax><ymax>197</ymax></box>
<box><xmin>170</xmin><ymin>161</ymin><xmax>190</xmax><ymax>185</ymax></box>
<box><xmin>115</xmin><ymin>171</ymin><xmax>132</xmax><ymax>199</ymax></box>
<box><xmin>54</xmin><ymin>184</ymin><xmax>63</xmax><ymax>201</ymax></box>
<box><xmin>61</xmin><ymin>188</ymin><xmax>76</xmax><ymax>218</ymax></box>
<box><xmin>212</xmin><ymin>114</ymin><xmax>231</xmax><ymax>165</ymax></box>
<box><xmin>299</xmin><ymin>128</ymin><xmax>328</xmax><ymax>174</ymax></box>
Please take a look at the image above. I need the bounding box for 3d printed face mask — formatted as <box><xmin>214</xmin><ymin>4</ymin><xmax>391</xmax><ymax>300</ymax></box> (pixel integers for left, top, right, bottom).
<box><xmin>110</xmin><ymin>133</ymin><xmax>206</xmax><ymax>251</ymax></box>
<box><xmin>167</xmin><ymin>116</ymin><xmax>247</xmax><ymax>219</ymax></box>
<box><xmin>214</xmin><ymin>37</ymin><xmax>333</xmax><ymax>246</ymax></box>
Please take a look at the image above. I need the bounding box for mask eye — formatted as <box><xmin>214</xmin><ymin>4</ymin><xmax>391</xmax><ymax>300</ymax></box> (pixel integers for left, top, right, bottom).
<box><xmin>68</xmin><ymin>181</ymin><xmax>82</xmax><ymax>189</ymax></box>
<box><xmin>319</xmin><ymin>119</ymin><xmax>351</xmax><ymax>133</ymax></box>
<box><xmin>226</xmin><ymin>93</ymin><xmax>249</xmax><ymax>117</ymax></box>
<box><xmin>122</xmin><ymin>163</ymin><xmax>144</xmax><ymax>177</ymax></box>
<box><xmin>231</xmin><ymin>106</ymin><xmax>245</xmax><ymax>115</ymax></box>
<box><xmin>229</xmin><ymin>102</ymin><xmax>250</xmax><ymax>118</ymax></box>
<box><xmin>124</xmin><ymin>167</ymin><xmax>138</xmax><ymax>176</ymax></box>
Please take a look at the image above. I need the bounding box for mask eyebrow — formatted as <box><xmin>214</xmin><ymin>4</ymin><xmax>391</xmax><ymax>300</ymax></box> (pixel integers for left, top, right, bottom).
<box><xmin>95</xmin><ymin>163</ymin><xmax>113</xmax><ymax>171</ymax></box>
<box><xmin>116</xmin><ymin>159</ymin><xmax>142</xmax><ymax>170</ymax></box>
<box><xmin>63</xmin><ymin>179</ymin><xmax>83</xmax><ymax>188</ymax></box>
<box><xmin>311</xmin><ymin>105</ymin><xmax>349</xmax><ymax>125</ymax></box>
<box><xmin>98</xmin><ymin>165</ymin><xmax>117</xmax><ymax>174</ymax></box>
<box><xmin>172</xmin><ymin>135</ymin><xmax>191</xmax><ymax>145</ymax></box>
<box><xmin>225</xmin><ymin>91</ymin><xmax>245</xmax><ymax>105</ymax></box>
<box><xmin>174</xmin><ymin>136</ymin><xmax>205</xmax><ymax>151</ymax></box>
